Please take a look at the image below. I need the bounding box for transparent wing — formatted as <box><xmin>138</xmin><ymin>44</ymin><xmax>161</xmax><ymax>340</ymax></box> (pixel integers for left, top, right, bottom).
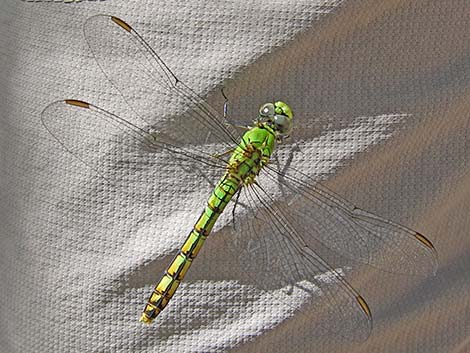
<box><xmin>40</xmin><ymin>99</ymin><xmax>228</xmax><ymax>183</ymax></box>
<box><xmin>226</xmin><ymin>183</ymin><xmax>372</xmax><ymax>342</ymax></box>
<box><xmin>83</xmin><ymin>15</ymin><xmax>240</xmax><ymax>151</ymax></box>
<box><xmin>260</xmin><ymin>162</ymin><xmax>438</xmax><ymax>276</ymax></box>
<box><xmin>42</xmin><ymin>14</ymin><xmax>242</xmax><ymax>183</ymax></box>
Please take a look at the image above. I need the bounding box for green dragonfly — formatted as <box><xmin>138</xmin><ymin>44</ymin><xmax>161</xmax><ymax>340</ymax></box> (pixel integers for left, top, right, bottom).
<box><xmin>41</xmin><ymin>15</ymin><xmax>437</xmax><ymax>341</ymax></box>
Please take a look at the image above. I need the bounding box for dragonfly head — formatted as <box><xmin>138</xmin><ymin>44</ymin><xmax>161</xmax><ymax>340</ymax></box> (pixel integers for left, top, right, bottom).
<box><xmin>257</xmin><ymin>101</ymin><xmax>294</xmax><ymax>140</ymax></box>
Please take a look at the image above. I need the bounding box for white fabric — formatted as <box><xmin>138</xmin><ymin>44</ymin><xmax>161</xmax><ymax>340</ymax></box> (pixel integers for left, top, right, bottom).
<box><xmin>1</xmin><ymin>1</ymin><xmax>469</xmax><ymax>352</ymax></box>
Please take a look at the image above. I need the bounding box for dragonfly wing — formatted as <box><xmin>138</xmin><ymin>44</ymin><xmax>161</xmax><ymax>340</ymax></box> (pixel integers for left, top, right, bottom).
<box><xmin>83</xmin><ymin>15</ymin><xmax>240</xmax><ymax>152</ymax></box>
<box><xmin>225</xmin><ymin>184</ymin><xmax>372</xmax><ymax>342</ymax></box>
<box><xmin>40</xmin><ymin>99</ymin><xmax>227</xmax><ymax>182</ymax></box>
<box><xmin>260</xmin><ymin>162</ymin><xmax>438</xmax><ymax>276</ymax></box>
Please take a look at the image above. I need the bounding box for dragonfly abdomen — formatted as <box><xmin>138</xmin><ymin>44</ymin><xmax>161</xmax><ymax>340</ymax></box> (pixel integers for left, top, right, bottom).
<box><xmin>140</xmin><ymin>131</ymin><xmax>275</xmax><ymax>324</ymax></box>
<box><xmin>140</xmin><ymin>175</ymin><xmax>239</xmax><ymax>324</ymax></box>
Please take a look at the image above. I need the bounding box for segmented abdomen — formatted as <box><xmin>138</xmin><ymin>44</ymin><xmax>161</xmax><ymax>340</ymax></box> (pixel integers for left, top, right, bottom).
<box><xmin>140</xmin><ymin>174</ymin><xmax>239</xmax><ymax>324</ymax></box>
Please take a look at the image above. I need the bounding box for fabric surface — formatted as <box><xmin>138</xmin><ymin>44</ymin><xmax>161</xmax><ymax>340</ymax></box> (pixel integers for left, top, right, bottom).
<box><xmin>1</xmin><ymin>1</ymin><xmax>469</xmax><ymax>352</ymax></box>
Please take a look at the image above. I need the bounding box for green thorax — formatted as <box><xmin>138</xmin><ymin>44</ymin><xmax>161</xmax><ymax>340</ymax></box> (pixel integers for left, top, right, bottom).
<box><xmin>227</xmin><ymin>124</ymin><xmax>277</xmax><ymax>185</ymax></box>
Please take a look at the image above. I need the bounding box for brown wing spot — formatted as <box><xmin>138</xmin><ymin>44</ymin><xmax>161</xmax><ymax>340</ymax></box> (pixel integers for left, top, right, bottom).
<box><xmin>415</xmin><ymin>232</ymin><xmax>435</xmax><ymax>250</ymax></box>
<box><xmin>111</xmin><ymin>16</ymin><xmax>132</xmax><ymax>32</ymax></box>
<box><xmin>356</xmin><ymin>295</ymin><xmax>371</xmax><ymax>318</ymax></box>
<box><xmin>65</xmin><ymin>99</ymin><xmax>89</xmax><ymax>109</ymax></box>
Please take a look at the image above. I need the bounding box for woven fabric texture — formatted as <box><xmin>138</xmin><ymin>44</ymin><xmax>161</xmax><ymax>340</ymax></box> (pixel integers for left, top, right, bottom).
<box><xmin>1</xmin><ymin>1</ymin><xmax>469</xmax><ymax>352</ymax></box>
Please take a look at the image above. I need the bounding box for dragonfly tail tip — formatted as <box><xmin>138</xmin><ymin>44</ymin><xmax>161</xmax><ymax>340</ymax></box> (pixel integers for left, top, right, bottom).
<box><xmin>139</xmin><ymin>313</ymin><xmax>154</xmax><ymax>325</ymax></box>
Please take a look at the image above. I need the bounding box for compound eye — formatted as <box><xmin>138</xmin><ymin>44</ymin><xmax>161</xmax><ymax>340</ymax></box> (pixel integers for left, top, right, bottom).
<box><xmin>259</xmin><ymin>103</ymin><xmax>275</xmax><ymax>118</ymax></box>
<box><xmin>274</xmin><ymin>114</ymin><xmax>291</xmax><ymax>134</ymax></box>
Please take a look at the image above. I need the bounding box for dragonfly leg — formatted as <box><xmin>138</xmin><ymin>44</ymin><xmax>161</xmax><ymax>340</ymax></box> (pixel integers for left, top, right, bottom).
<box><xmin>212</xmin><ymin>148</ymin><xmax>235</xmax><ymax>160</ymax></box>
<box><xmin>220</xmin><ymin>87</ymin><xmax>251</xmax><ymax>130</ymax></box>
<box><xmin>230</xmin><ymin>188</ymin><xmax>242</xmax><ymax>230</ymax></box>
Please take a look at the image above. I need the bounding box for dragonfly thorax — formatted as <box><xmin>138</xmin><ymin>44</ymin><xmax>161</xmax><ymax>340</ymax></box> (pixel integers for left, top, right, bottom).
<box><xmin>227</xmin><ymin>126</ymin><xmax>277</xmax><ymax>186</ymax></box>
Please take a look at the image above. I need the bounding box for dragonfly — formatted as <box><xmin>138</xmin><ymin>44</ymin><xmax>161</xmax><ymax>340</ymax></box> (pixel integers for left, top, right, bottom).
<box><xmin>41</xmin><ymin>15</ymin><xmax>438</xmax><ymax>342</ymax></box>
